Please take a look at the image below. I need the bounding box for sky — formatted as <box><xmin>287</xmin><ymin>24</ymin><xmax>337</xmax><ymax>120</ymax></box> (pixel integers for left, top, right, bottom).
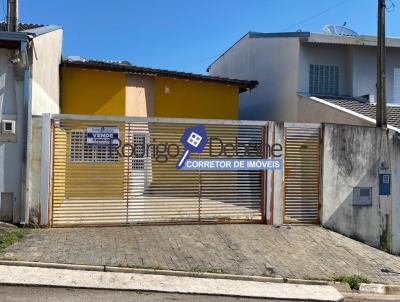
<box><xmin>17</xmin><ymin>0</ymin><xmax>400</xmax><ymax>74</ymax></box>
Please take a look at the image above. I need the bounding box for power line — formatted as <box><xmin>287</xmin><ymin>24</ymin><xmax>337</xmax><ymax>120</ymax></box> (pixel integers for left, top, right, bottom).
<box><xmin>282</xmin><ymin>0</ymin><xmax>350</xmax><ymax>32</ymax></box>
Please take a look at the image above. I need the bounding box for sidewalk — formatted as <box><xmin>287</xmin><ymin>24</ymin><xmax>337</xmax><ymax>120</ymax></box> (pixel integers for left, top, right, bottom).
<box><xmin>1</xmin><ymin>224</ymin><xmax>400</xmax><ymax>284</ymax></box>
<box><xmin>0</xmin><ymin>264</ymin><xmax>343</xmax><ymax>301</ymax></box>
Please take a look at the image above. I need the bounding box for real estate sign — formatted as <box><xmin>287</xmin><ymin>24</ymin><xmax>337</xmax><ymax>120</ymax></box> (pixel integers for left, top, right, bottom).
<box><xmin>87</xmin><ymin>126</ymin><xmax>119</xmax><ymax>146</ymax></box>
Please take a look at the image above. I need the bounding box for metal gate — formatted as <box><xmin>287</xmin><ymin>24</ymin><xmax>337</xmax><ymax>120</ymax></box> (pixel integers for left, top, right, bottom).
<box><xmin>50</xmin><ymin>115</ymin><xmax>266</xmax><ymax>226</ymax></box>
<box><xmin>283</xmin><ymin>126</ymin><xmax>321</xmax><ymax>224</ymax></box>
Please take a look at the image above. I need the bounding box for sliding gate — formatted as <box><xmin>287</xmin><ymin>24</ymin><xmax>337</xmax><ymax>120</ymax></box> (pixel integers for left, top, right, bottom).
<box><xmin>50</xmin><ymin>116</ymin><xmax>266</xmax><ymax>226</ymax></box>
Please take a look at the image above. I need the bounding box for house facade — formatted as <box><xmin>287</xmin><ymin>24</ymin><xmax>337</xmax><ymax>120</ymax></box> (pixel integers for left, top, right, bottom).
<box><xmin>61</xmin><ymin>58</ymin><xmax>257</xmax><ymax>120</ymax></box>
<box><xmin>208</xmin><ymin>31</ymin><xmax>400</xmax><ymax>127</ymax></box>
<box><xmin>0</xmin><ymin>23</ymin><xmax>62</xmax><ymax>224</ymax></box>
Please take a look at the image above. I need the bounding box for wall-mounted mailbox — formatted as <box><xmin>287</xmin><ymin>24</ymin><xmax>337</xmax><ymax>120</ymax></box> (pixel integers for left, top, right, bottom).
<box><xmin>379</xmin><ymin>173</ymin><xmax>391</xmax><ymax>196</ymax></box>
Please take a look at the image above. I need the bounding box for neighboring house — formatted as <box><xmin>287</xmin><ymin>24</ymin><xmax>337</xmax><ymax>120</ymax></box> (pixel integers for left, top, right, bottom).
<box><xmin>0</xmin><ymin>23</ymin><xmax>63</xmax><ymax>224</ymax></box>
<box><xmin>61</xmin><ymin>58</ymin><xmax>257</xmax><ymax>120</ymax></box>
<box><xmin>207</xmin><ymin>31</ymin><xmax>400</xmax><ymax>128</ymax></box>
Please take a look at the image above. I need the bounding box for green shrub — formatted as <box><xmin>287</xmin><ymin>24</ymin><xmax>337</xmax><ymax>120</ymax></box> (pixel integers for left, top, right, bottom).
<box><xmin>334</xmin><ymin>275</ymin><xmax>370</xmax><ymax>290</ymax></box>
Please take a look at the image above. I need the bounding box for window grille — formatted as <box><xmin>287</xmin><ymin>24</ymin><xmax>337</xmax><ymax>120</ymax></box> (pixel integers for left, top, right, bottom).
<box><xmin>69</xmin><ymin>130</ymin><xmax>119</xmax><ymax>162</ymax></box>
<box><xmin>133</xmin><ymin>134</ymin><xmax>146</xmax><ymax>170</ymax></box>
<box><xmin>309</xmin><ymin>64</ymin><xmax>339</xmax><ymax>95</ymax></box>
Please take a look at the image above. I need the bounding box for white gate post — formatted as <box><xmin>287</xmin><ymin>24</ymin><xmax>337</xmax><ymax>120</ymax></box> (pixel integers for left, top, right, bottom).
<box><xmin>39</xmin><ymin>113</ymin><xmax>51</xmax><ymax>225</ymax></box>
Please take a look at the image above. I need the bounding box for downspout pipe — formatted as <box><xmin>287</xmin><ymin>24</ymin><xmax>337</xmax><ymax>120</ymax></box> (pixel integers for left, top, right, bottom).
<box><xmin>19</xmin><ymin>39</ymin><xmax>31</xmax><ymax>224</ymax></box>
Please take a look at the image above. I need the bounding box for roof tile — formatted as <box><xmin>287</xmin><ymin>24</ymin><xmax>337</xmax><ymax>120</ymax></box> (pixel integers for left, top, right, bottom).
<box><xmin>62</xmin><ymin>58</ymin><xmax>258</xmax><ymax>92</ymax></box>
<box><xmin>321</xmin><ymin>97</ymin><xmax>400</xmax><ymax>129</ymax></box>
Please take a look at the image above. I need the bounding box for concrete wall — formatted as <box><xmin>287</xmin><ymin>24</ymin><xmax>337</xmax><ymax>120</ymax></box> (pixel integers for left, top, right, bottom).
<box><xmin>29</xmin><ymin>116</ymin><xmax>42</xmax><ymax>223</ymax></box>
<box><xmin>31</xmin><ymin>29</ymin><xmax>63</xmax><ymax>115</ymax></box>
<box><xmin>390</xmin><ymin>131</ymin><xmax>400</xmax><ymax>253</ymax></box>
<box><xmin>322</xmin><ymin>124</ymin><xmax>400</xmax><ymax>253</ymax></box>
<box><xmin>0</xmin><ymin>49</ymin><xmax>24</xmax><ymax>223</ymax></box>
<box><xmin>208</xmin><ymin>35</ymin><xmax>300</xmax><ymax>122</ymax></box>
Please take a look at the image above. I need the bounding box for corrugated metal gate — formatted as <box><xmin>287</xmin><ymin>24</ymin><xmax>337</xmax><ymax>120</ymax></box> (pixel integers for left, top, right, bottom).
<box><xmin>283</xmin><ymin>126</ymin><xmax>321</xmax><ymax>224</ymax></box>
<box><xmin>50</xmin><ymin>116</ymin><xmax>266</xmax><ymax>226</ymax></box>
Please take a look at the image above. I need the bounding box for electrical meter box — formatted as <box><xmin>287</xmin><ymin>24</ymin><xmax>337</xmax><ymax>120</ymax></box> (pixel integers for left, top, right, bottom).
<box><xmin>379</xmin><ymin>173</ymin><xmax>391</xmax><ymax>196</ymax></box>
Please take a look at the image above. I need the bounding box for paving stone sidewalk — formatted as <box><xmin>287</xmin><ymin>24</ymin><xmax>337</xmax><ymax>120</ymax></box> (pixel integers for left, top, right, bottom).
<box><xmin>1</xmin><ymin>224</ymin><xmax>400</xmax><ymax>284</ymax></box>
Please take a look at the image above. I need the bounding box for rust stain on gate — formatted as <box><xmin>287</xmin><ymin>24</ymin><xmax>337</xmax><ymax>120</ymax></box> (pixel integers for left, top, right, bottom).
<box><xmin>49</xmin><ymin>117</ymin><xmax>266</xmax><ymax>227</ymax></box>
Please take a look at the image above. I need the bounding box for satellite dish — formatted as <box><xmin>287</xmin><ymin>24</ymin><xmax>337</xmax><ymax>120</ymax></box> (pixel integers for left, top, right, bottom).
<box><xmin>323</xmin><ymin>24</ymin><xmax>359</xmax><ymax>37</ymax></box>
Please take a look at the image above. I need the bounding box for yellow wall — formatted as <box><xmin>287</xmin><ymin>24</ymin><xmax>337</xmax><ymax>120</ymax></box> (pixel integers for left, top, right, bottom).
<box><xmin>61</xmin><ymin>67</ymin><xmax>125</xmax><ymax>115</ymax></box>
<box><xmin>62</xmin><ymin>68</ymin><xmax>240</xmax><ymax>119</ymax></box>
<box><xmin>153</xmin><ymin>77</ymin><xmax>239</xmax><ymax>119</ymax></box>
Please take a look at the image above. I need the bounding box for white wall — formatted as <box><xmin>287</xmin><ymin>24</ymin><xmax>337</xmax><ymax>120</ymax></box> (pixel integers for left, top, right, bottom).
<box><xmin>297</xmin><ymin>95</ymin><xmax>374</xmax><ymax>126</ymax></box>
<box><xmin>298</xmin><ymin>43</ymin><xmax>351</xmax><ymax>96</ymax></box>
<box><xmin>209</xmin><ymin>34</ymin><xmax>301</xmax><ymax>122</ymax></box>
<box><xmin>31</xmin><ymin>29</ymin><xmax>63</xmax><ymax>115</ymax></box>
<box><xmin>210</xmin><ymin>35</ymin><xmax>400</xmax><ymax>124</ymax></box>
<box><xmin>299</xmin><ymin>44</ymin><xmax>400</xmax><ymax>103</ymax></box>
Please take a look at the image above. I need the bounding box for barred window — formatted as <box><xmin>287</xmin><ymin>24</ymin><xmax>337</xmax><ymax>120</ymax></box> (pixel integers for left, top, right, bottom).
<box><xmin>309</xmin><ymin>64</ymin><xmax>339</xmax><ymax>96</ymax></box>
<box><xmin>133</xmin><ymin>134</ymin><xmax>146</xmax><ymax>170</ymax></box>
<box><xmin>69</xmin><ymin>130</ymin><xmax>119</xmax><ymax>163</ymax></box>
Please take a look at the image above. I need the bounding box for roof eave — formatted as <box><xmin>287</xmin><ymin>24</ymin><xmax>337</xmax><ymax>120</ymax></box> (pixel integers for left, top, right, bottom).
<box><xmin>62</xmin><ymin>60</ymin><xmax>258</xmax><ymax>91</ymax></box>
<box><xmin>300</xmin><ymin>94</ymin><xmax>400</xmax><ymax>133</ymax></box>
<box><xmin>21</xmin><ymin>25</ymin><xmax>62</xmax><ymax>37</ymax></box>
<box><xmin>0</xmin><ymin>31</ymin><xmax>28</xmax><ymax>42</ymax></box>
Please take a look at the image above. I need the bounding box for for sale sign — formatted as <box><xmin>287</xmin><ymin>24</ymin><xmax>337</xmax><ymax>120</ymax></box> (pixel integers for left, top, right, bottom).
<box><xmin>87</xmin><ymin>126</ymin><xmax>119</xmax><ymax>146</ymax></box>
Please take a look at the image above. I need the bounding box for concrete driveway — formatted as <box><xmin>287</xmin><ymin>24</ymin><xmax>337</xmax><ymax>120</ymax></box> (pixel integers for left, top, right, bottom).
<box><xmin>1</xmin><ymin>224</ymin><xmax>400</xmax><ymax>284</ymax></box>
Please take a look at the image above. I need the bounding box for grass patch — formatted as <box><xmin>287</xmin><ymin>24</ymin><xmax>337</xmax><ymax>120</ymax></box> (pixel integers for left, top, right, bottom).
<box><xmin>334</xmin><ymin>275</ymin><xmax>370</xmax><ymax>290</ymax></box>
<box><xmin>191</xmin><ymin>265</ymin><xmax>204</xmax><ymax>273</ymax></box>
<box><xmin>190</xmin><ymin>265</ymin><xmax>224</xmax><ymax>274</ymax></box>
<box><xmin>207</xmin><ymin>268</ymin><xmax>224</xmax><ymax>274</ymax></box>
<box><xmin>0</xmin><ymin>228</ymin><xmax>29</xmax><ymax>251</ymax></box>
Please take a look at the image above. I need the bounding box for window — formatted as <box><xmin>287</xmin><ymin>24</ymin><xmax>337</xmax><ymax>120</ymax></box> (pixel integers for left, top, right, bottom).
<box><xmin>393</xmin><ymin>68</ymin><xmax>400</xmax><ymax>103</ymax></box>
<box><xmin>133</xmin><ymin>134</ymin><xmax>146</xmax><ymax>170</ymax></box>
<box><xmin>309</xmin><ymin>64</ymin><xmax>339</xmax><ymax>95</ymax></box>
<box><xmin>69</xmin><ymin>130</ymin><xmax>119</xmax><ymax>163</ymax></box>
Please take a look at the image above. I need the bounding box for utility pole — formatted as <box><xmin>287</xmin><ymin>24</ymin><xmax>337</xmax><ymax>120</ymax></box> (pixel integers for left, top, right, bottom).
<box><xmin>377</xmin><ymin>0</ymin><xmax>387</xmax><ymax>127</ymax></box>
<box><xmin>7</xmin><ymin>0</ymin><xmax>18</xmax><ymax>32</ymax></box>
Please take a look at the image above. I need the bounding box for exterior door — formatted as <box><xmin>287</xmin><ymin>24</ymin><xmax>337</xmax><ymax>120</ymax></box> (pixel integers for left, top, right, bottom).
<box><xmin>283</xmin><ymin>126</ymin><xmax>321</xmax><ymax>224</ymax></box>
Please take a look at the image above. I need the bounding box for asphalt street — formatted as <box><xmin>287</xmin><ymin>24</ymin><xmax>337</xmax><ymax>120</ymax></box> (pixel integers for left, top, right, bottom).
<box><xmin>0</xmin><ymin>286</ymin><xmax>398</xmax><ymax>302</ymax></box>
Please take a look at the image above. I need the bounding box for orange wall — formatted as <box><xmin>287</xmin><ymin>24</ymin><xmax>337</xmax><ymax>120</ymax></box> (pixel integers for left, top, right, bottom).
<box><xmin>61</xmin><ymin>67</ymin><xmax>125</xmax><ymax>115</ymax></box>
<box><xmin>153</xmin><ymin>77</ymin><xmax>239</xmax><ymax>119</ymax></box>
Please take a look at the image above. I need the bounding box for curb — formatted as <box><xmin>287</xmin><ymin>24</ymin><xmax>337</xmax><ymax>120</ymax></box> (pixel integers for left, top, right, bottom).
<box><xmin>0</xmin><ymin>259</ymin><xmax>329</xmax><ymax>286</ymax></box>
<box><xmin>3</xmin><ymin>259</ymin><xmax>399</xmax><ymax>296</ymax></box>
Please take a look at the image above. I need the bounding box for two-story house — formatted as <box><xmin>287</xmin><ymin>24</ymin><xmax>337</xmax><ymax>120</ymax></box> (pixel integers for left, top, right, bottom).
<box><xmin>208</xmin><ymin>31</ymin><xmax>400</xmax><ymax>130</ymax></box>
